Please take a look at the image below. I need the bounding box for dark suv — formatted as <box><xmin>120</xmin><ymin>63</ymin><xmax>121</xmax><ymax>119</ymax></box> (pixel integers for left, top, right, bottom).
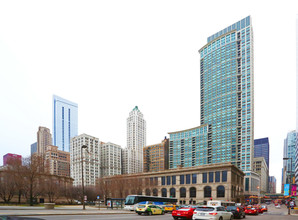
<box><xmin>226</xmin><ymin>206</ymin><xmax>245</xmax><ymax>219</ymax></box>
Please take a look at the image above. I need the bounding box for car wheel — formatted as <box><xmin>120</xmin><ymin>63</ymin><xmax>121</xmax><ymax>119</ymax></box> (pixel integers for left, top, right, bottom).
<box><xmin>219</xmin><ymin>217</ymin><xmax>223</xmax><ymax>220</ymax></box>
<box><xmin>137</xmin><ymin>213</ymin><xmax>141</xmax><ymax>215</ymax></box>
<box><xmin>148</xmin><ymin>211</ymin><xmax>152</xmax><ymax>216</ymax></box>
<box><xmin>243</xmin><ymin>214</ymin><xmax>246</xmax><ymax>218</ymax></box>
<box><xmin>230</xmin><ymin>215</ymin><xmax>234</xmax><ymax>220</ymax></box>
<box><xmin>162</xmin><ymin>211</ymin><xmax>165</xmax><ymax>215</ymax></box>
<box><xmin>173</xmin><ymin>217</ymin><xmax>178</xmax><ymax>220</ymax></box>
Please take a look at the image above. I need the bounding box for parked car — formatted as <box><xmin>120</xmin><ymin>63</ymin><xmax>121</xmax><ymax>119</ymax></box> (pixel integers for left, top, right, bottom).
<box><xmin>192</xmin><ymin>206</ymin><xmax>234</xmax><ymax>220</ymax></box>
<box><xmin>172</xmin><ymin>206</ymin><xmax>197</xmax><ymax>219</ymax></box>
<box><xmin>226</xmin><ymin>206</ymin><xmax>245</xmax><ymax>219</ymax></box>
<box><xmin>135</xmin><ymin>204</ymin><xmax>165</xmax><ymax>215</ymax></box>
<box><xmin>244</xmin><ymin>207</ymin><xmax>258</xmax><ymax>215</ymax></box>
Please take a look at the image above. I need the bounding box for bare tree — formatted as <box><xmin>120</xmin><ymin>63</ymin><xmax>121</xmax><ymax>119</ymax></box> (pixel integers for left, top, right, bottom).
<box><xmin>0</xmin><ymin>170</ymin><xmax>16</xmax><ymax>203</ymax></box>
<box><xmin>42</xmin><ymin>175</ymin><xmax>62</xmax><ymax>203</ymax></box>
<box><xmin>22</xmin><ymin>155</ymin><xmax>45</xmax><ymax>206</ymax></box>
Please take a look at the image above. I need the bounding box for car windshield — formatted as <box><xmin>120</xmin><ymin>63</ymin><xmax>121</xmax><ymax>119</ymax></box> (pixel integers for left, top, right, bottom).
<box><xmin>226</xmin><ymin>206</ymin><xmax>237</xmax><ymax>211</ymax></box>
<box><xmin>195</xmin><ymin>207</ymin><xmax>215</xmax><ymax>211</ymax></box>
<box><xmin>261</xmin><ymin>206</ymin><xmax>266</xmax><ymax>208</ymax></box>
<box><xmin>138</xmin><ymin>205</ymin><xmax>146</xmax><ymax>208</ymax></box>
<box><xmin>178</xmin><ymin>208</ymin><xmax>191</xmax><ymax>211</ymax></box>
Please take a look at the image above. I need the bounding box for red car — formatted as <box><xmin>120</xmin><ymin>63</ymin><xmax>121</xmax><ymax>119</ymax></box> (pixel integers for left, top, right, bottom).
<box><xmin>261</xmin><ymin>205</ymin><xmax>268</xmax><ymax>212</ymax></box>
<box><xmin>245</xmin><ymin>207</ymin><xmax>258</xmax><ymax>215</ymax></box>
<box><xmin>254</xmin><ymin>206</ymin><xmax>263</xmax><ymax>214</ymax></box>
<box><xmin>172</xmin><ymin>206</ymin><xmax>197</xmax><ymax>219</ymax></box>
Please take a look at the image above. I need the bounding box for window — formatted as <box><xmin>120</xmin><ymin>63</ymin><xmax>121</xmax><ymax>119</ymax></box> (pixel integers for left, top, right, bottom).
<box><xmin>180</xmin><ymin>175</ymin><xmax>185</xmax><ymax>184</ymax></box>
<box><xmin>215</xmin><ymin>171</ymin><xmax>220</xmax><ymax>182</ymax></box>
<box><xmin>170</xmin><ymin>188</ymin><xmax>176</xmax><ymax>198</ymax></box>
<box><xmin>192</xmin><ymin>174</ymin><xmax>197</xmax><ymax>184</ymax></box>
<box><xmin>209</xmin><ymin>172</ymin><xmax>214</xmax><ymax>183</ymax></box>
<box><xmin>186</xmin><ymin>174</ymin><xmax>191</xmax><ymax>184</ymax></box>
<box><xmin>162</xmin><ymin>176</ymin><xmax>165</xmax><ymax>185</ymax></box>
<box><xmin>203</xmin><ymin>173</ymin><xmax>207</xmax><ymax>183</ymax></box>
<box><xmin>145</xmin><ymin>188</ymin><xmax>151</xmax><ymax>196</ymax></box>
<box><xmin>190</xmin><ymin>187</ymin><xmax>196</xmax><ymax>198</ymax></box>
<box><xmin>222</xmin><ymin>171</ymin><xmax>227</xmax><ymax>182</ymax></box>
<box><xmin>162</xmin><ymin>188</ymin><xmax>167</xmax><ymax>197</ymax></box>
<box><xmin>152</xmin><ymin>188</ymin><xmax>158</xmax><ymax>196</ymax></box>
<box><xmin>180</xmin><ymin>187</ymin><xmax>186</xmax><ymax>198</ymax></box>
<box><xmin>217</xmin><ymin>186</ymin><xmax>225</xmax><ymax>198</ymax></box>
<box><xmin>204</xmin><ymin>186</ymin><xmax>212</xmax><ymax>198</ymax></box>
<box><xmin>167</xmin><ymin>176</ymin><xmax>171</xmax><ymax>185</ymax></box>
<box><xmin>172</xmin><ymin>176</ymin><xmax>176</xmax><ymax>185</ymax></box>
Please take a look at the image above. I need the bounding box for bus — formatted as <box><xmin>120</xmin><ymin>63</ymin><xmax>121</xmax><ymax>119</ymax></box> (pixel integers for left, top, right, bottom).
<box><xmin>124</xmin><ymin>195</ymin><xmax>177</xmax><ymax>211</ymax></box>
<box><xmin>207</xmin><ymin>200</ymin><xmax>235</xmax><ymax>207</ymax></box>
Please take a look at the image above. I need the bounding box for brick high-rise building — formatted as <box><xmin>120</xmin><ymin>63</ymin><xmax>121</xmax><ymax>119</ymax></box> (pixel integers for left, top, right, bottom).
<box><xmin>45</xmin><ymin>145</ymin><xmax>70</xmax><ymax>177</ymax></box>
<box><xmin>3</xmin><ymin>153</ymin><xmax>22</xmax><ymax>166</ymax></box>
<box><xmin>143</xmin><ymin>137</ymin><xmax>169</xmax><ymax>172</ymax></box>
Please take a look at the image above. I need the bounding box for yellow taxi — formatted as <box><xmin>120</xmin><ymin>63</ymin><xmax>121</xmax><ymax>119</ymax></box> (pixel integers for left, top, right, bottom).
<box><xmin>136</xmin><ymin>204</ymin><xmax>165</xmax><ymax>215</ymax></box>
<box><xmin>164</xmin><ymin>204</ymin><xmax>177</xmax><ymax>213</ymax></box>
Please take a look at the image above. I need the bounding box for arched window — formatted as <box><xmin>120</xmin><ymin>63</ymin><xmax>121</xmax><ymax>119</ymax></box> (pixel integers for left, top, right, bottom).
<box><xmin>217</xmin><ymin>185</ymin><xmax>225</xmax><ymax>198</ymax></box>
<box><xmin>170</xmin><ymin>188</ymin><xmax>176</xmax><ymax>198</ymax></box>
<box><xmin>145</xmin><ymin>189</ymin><xmax>151</xmax><ymax>196</ymax></box>
<box><xmin>152</xmin><ymin>188</ymin><xmax>158</xmax><ymax>196</ymax></box>
<box><xmin>162</xmin><ymin>188</ymin><xmax>167</xmax><ymax>197</ymax></box>
<box><xmin>180</xmin><ymin>187</ymin><xmax>186</xmax><ymax>198</ymax></box>
<box><xmin>204</xmin><ymin>186</ymin><xmax>212</xmax><ymax>198</ymax></box>
<box><xmin>190</xmin><ymin>187</ymin><xmax>196</xmax><ymax>198</ymax></box>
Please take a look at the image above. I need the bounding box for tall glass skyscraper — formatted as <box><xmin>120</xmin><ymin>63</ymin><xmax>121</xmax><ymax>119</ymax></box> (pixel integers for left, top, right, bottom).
<box><xmin>283</xmin><ymin>130</ymin><xmax>296</xmax><ymax>184</ymax></box>
<box><xmin>53</xmin><ymin>95</ymin><xmax>78</xmax><ymax>152</ymax></box>
<box><xmin>199</xmin><ymin>16</ymin><xmax>254</xmax><ymax>172</ymax></box>
<box><xmin>254</xmin><ymin>137</ymin><xmax>269</xmax><ymax>169</ymax></box>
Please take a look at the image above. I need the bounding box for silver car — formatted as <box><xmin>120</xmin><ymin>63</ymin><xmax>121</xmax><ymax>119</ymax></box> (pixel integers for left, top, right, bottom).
<box><xmin>192</xmin><ymin>206</ymin><xmax>233</xmax><ymax>220</ymax></box>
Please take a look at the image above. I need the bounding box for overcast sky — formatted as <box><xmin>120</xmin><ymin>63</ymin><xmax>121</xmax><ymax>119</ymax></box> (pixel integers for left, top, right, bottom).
<box><xmin>0</xmin><ymin>0</ymin><xmax>297</xmax><ymax>193</ymax></box>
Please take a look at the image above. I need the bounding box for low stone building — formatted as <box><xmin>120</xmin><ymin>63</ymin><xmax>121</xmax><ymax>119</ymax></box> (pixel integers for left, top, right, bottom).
<box><xmin>97</xmin><ymin>162</ymin><xmax>244</xmax><ymax>204</ymax></box>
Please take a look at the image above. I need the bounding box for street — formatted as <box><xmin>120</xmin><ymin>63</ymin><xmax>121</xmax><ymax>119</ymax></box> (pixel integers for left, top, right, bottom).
<box><xmin>16</xmin><ymin>204</ymin><xmax>298</xmax><ymax>220</ymax></box>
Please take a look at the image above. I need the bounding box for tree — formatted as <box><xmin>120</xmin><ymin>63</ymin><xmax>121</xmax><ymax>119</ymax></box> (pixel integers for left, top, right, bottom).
<box><xmin>22</xmin><ymin>155</ymin><xmax>45</xmax><ymax>206</ymax></box>
<box><xmin>0</xmin><ymin>170</ymin><xmax>16</xmax><ymax>203</ymax></box>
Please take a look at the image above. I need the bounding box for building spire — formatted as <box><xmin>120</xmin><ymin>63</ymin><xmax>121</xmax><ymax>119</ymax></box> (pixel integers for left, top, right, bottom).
<box><xmin>133</xmin><ymin>106</ymin><xmax>139</xmax><ymax>111</ymax></box>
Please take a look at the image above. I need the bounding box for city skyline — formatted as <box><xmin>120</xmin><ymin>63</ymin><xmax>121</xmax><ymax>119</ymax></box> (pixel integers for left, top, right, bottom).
<box><xmin>0</xmin><ymin>1</ymin><xmax>297</xmax><ymax>193</ymax></box>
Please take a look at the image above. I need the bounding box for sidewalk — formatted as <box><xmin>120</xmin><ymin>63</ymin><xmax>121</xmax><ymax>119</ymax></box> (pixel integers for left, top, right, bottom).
<box><xmin>0</xmin><ymin>205</ymin><xmax>131</xmax><ymax>216</ymax></box>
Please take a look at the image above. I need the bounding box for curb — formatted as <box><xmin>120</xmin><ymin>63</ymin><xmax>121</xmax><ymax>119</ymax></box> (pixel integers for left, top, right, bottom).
<box><xmin>9</xmin><ymin>212</ymin><xmax>132</xmax><ymax>217</ymax></box>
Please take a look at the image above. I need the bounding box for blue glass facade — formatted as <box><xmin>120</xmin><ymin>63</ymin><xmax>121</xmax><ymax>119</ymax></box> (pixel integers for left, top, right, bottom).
<box><xmin>53</xmin><ymin>95</ymin><xmax>78</xmax><ymax>152</ymax></box>
<box><xmin>199</xmin><ymin>16</ymin><xmax>254</xmax><ymax>171</ymax></box>
<box><xmin>283</xmin><ymin>130</ymin><xmax>296</xmax><ymax>183</ymax></box>
<box><xmin>31</xmin><ymin>142</ymin><xmax>37</xmax><ymax>155</ymax></box>
<box><xmin>254</xmin><ymin>137</ymin><xmax>269</xmax><ymax>169</ymax></box>
<box><xmin>169</xmin><ymin>125</ymin><xmax>210</xmax><ymax>169</ymax></box>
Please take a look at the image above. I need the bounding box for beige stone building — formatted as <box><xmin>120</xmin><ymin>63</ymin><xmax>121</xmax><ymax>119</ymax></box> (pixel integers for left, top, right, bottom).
<box><xmin>45</xmin><ymin>145</ymin><xmax>70</xmax><ymax>177</ymax></box>
<box><xmin>98</xmin><ymin>162</ymin><xmax>244</xmax><ymax>204</ymax></box>
<box><xmin>143</xmin><ymin>137</ymin><xmax>169</xmax><ymax>172</ymax></box>
<box><xmin>37</xmin><ymin>126</ymin><xmax>52</xmax><ymax>156</ymax></box>
<box><xmin>253</xmin><ymin>157</ymin><xmax>268</xmax><ymax>194</ymax></box>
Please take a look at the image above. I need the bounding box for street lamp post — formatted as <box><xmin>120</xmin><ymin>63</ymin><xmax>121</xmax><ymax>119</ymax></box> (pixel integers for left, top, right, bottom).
<box><xmin>81</xmin><ymin>145</ymin><xmax>88</xmax><ymax>210</ymax></box>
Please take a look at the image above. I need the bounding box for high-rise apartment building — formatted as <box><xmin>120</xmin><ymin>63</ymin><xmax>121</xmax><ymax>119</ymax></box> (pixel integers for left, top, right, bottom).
<box><xmin>199</xmin><ymin>15</ymin><xmax>254</xmax><ymax>171</ymax></box>
<box><xmin>254</xmin><ymin>138</ymin><xmax>269</xmax><ymax>169</ymax></box>
<box><xmin>37</xmin><ymin>126</ymin><xmax>52</xmax><ymax>155</ymax></box>
<box><xmin>53</xmin><ymin>95</ymin><xmax>78</xmax><ymax>152</ymax></box>
<box><xmin>125</xmin><ymin>106</ymin><xmax>146</xmax><ymax>174</ymax></box>
<box><xmin>268</xmin><ymin>176</ymin><xmax>276</xmax><ymax>194</ymax></box>
<box><xmin>283</xmin><ymin>130</ymin><xmax>296</xmax><ymax>186</ymax></box>
<box><xmin>31</xmin><ymin>142</ymin><xmax>37</xmax><ymax>155</ymax></box>
<box><xmin>199</xmin><ymin>16</ymin><xmax>258</xmax><ymax>196</ymax></box>
<box><xmin>101</xmin><ymin>142</ymin><xmax>122</xmax><ymax>177</ymax></box>
<box><xmin>45</xmin><ymin>145</ymin><xmax>70</xmax><ymax>177</ymax></box>
<box><xmin>70</xmin><ymin>134</ymin><xmax>101</xmax><ymax>186</ymax></box>
<box><xmin>168</xmin><ymin>125</ymin><xmax>210</xmax><ymax>169</ymax></box>
<box><xmin>143</xmin><ymin>137</ymin><xmax>169</xmax><ymax>172</ymax></box>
